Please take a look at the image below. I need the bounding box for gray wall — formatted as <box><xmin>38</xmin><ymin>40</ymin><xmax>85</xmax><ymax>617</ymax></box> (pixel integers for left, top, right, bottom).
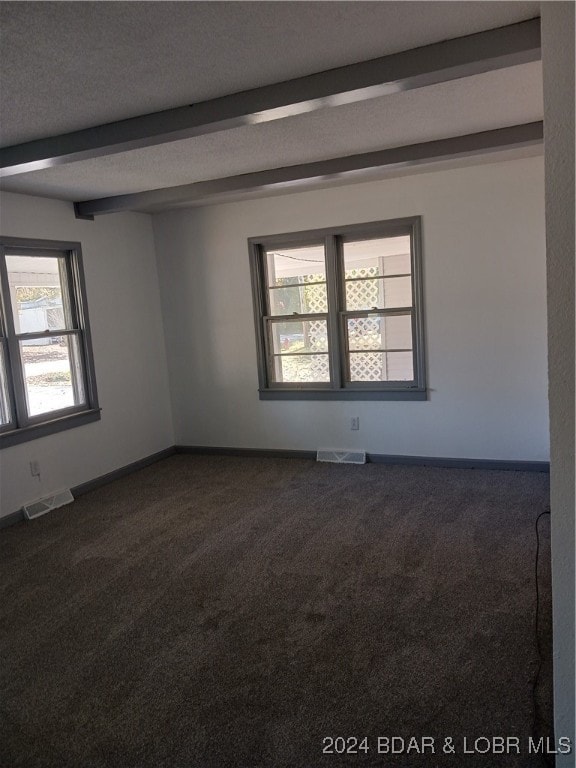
<box><xmin>0</xmin><ymin>192</ymin><xmax>175</xmax><ymax>517</ymax></box>
<box><xmin>153</xmin><ymin>157</ymin><xmax>549</xmax><ymax>462</ymax></box>
<box><xmin>542</xmin><ymin>3</ymin><xmax>576</xmax><ymax>761</ymax></box>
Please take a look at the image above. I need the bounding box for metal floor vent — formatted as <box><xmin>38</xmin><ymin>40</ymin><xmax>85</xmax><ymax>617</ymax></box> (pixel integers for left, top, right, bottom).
<box><xmin>317</xmin><ymin>449</ymin><xmax>366</xmax><ymax>465</ymax></box>
<box><xmin>22</xmin><ymin>489</ymin><xmax>74</xmax><ymax>520</ymax></box>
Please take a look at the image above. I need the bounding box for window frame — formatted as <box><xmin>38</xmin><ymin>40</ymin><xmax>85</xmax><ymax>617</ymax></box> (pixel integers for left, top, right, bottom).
<box><xmin>0</xmin><ymin>236</ymin><xmax>100</xmax><ymax>448</ymax></box>
<box><xmin>248</xmin><ymin>217</ymin><xmax>427</xmax><ymax>401</ymax></box>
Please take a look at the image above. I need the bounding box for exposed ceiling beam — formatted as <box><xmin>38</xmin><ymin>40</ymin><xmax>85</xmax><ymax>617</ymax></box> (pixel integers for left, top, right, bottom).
<box><xmin>1</xmin><ymin>19</ymin><xmax>541</xmax><ymax>178</ymax></box>
<box><xmin>74</xmin><ymin>122</ymin><xmax>543</xmax><ymax>216</ymax></box>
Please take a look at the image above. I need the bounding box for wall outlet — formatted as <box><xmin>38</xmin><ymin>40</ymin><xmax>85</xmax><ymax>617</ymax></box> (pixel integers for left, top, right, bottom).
<box><xmin>29</xmin><ymin>460</ymin><xmax>41</xmax><ymax>478</ymax></box>
<box><xmin>351</xmin><ymin>417</ymin><xmax>360</xmax><ymax>431</ymax></box>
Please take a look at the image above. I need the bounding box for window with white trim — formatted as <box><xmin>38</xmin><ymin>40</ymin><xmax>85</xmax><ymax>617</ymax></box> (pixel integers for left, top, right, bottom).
<box><xmin>0</xmin><ymin>237</ymin><xmax>100</xmax><ymax>447</ymax></box>
<box><xmin>248</xmin><ymin>217</ymin><xmax>426</xmax><ymax>400</ymax></box>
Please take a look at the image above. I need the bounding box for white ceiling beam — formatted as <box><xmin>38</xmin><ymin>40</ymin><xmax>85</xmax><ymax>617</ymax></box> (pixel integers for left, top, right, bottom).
<box><xmin>1</xmin><ymin>19</ymin><xmax>540</xmax><ymax>178</ymax></box>
<box><xmin>74</xmin><ymin>122</ymin><xmax>543</xmax><ymax>216</ymax></box>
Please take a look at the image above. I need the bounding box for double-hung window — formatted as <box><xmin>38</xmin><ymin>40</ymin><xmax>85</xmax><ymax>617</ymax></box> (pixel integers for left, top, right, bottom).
<box><xmin>0</xmin><ymin>237</ymin><xmax>100</xmax><ymax>447</ymax></box>
<box><xmin>249</xmin><ymin>217</ymin><xmax>426</xmax><ymax>400</ymax></box>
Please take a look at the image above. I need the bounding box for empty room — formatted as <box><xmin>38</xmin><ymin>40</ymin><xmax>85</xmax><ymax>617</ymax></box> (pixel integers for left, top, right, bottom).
<box><xmin>0</xmin><ymin>2</ymin><xmax>574</xmax><ymax>767</ymax></box>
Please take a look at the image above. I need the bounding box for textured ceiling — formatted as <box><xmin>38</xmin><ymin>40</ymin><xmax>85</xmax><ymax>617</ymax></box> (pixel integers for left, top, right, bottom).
<box><xmin>0</xmin><ymin>1</ymin><xmax>543</xmax><ymax>210</ymax></box>
<box><xmin>0</xmin><ymin>1</ymin><xmax>540</xmax><ymax>146</ymax></box>
<box><xmin>0</xmin><ymin>63</ymin><xmax>543</xmax><ymax>202</ymax></box>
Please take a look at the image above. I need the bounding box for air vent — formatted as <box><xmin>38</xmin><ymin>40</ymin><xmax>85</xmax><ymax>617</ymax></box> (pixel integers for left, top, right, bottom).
<box><xmin>22</xmin><ymin>489</ymin><xmax>74</xmax><ymax>520</ymax></box>
<box><xmin>317</xmin><ymin>449</ymin><xmax>366</xmax><ymax>464</ymax></box>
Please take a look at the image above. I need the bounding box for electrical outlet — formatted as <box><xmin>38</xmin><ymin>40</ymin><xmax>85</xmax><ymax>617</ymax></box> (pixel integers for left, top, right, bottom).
<box><xmin>30</xmin><ymin>460</ymin><xmax>41</xmax><ymax>478</ymax></box>
<box><xmin>351</xmin><ymin>416</ymin><xmax>360</xmax><ymax>431</ymax></box>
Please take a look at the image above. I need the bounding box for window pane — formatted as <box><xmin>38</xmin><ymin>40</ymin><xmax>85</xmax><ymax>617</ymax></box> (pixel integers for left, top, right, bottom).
<box><xmin>347</xmin><ymin>314</ymin><xmax>412</xmax><ymax>351</ymax></box>
<box><xmin>266</xmin><ymin>245</ymin><xmax>326</xmax><ymax>287</ymax></box>
<box><xmin>266</xmin><ymin>245</ymin><xmax>328</xmax><ymax>316</ymax></box>
<box><xmin>343</xmin><ymin>236</ymin><xmax>411</xmax><ymax>278</ymax></box>
<box><xmin>385</xmin><ymin>351</ymin><xmax>414</xmax><ymax>381</ymax></box>
<box><xmin>0</xmin><ymin>345</ymin><xmax>11</xmax><ymax>426</ymax></box>
<box><xmin>268</xmin><ymin>283</ymin><xmax>328</xmax><ymax>315</ymax></box>
<box><xmin>20</xmin><ymin>334</ymin><xmax>85</xmax><ymax>417</ymax></box>
<box><xmin>272</xmin><ymin>354</ymin><xmax>330</xmax><ymax>384</ymax></box>
<box><xmin>349</xmin><ymin>351</ymin><xmax>414</xmax><ymax>382</ymax></box>
<box><xmin>6</xmin><ymin>254</ymin><xmax>72</xmax><ymax>334</ymax></box>
<box><xmin>345</xmin><ymin>275</ymin><xmax>412</xmax><ymax>310</ymax></box>
<box><xmin>269</xmin><ymin>319</ymin><xmax>328</xmax><ymax>355</ymax></box>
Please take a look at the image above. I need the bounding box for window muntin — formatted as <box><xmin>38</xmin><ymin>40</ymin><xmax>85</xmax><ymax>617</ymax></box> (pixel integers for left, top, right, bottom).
<box><xmin>249</xmin><ymin>218</ymin><xmax>426</xmax><ymax>400</ymax></box>
<box><xmin>0</xmin><ymin>238</ymin><xmax>99</xmax><ymax>445</ymax></box>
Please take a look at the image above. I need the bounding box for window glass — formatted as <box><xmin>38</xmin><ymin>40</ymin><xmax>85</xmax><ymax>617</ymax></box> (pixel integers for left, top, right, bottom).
<box><xmin>266</xmin><ymin>246</ymin><xmax>326</xmax><ymax>286</ymax></box>
<box><xmin>269</xmin><ymin>319</ymin><xmax>329</xmax><ymax>355</ymax></box>
<box><xmin>345</xmin><ymin>276</ymin><xmax>412</xmax><ymax>310</ymax></box>
<box><xmin>349</xmin><ymin>351</ymin><xmax>414</xmax><ymax>382</ymax></box>
<box><xmin>20</xmin><ymin>335</ymin><xmax>86</xmax><ymax>417</ymax></box>
<box><xmin>272</xmin><ymin>354</ymin><xmax>330</xmax><ymax>384</ymax></box>
<box><xmin>346</xmin><ymin>314</ymin><xmax>412</xmax><ymax>352</ymax></box>
<box><xmin>6</xmin><ymin>254</ymin><xmax>73</xmax><ymax>334</ymax></box>
<box><xmin>266</xmin><ymin>245</ymin><xmax>327</xmax><ymax>315</ymax></box>
<box><xmin>343</xmin><ymin>236</ymin><xmax>411</xmax><ymax>277</ymax></box>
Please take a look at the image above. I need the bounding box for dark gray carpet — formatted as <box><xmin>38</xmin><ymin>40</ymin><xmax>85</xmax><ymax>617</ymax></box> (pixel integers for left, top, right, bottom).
<box><xmin>0</xmin><ymin>455</ymin><xmax>552</xmax><ymax>768</ymax></box>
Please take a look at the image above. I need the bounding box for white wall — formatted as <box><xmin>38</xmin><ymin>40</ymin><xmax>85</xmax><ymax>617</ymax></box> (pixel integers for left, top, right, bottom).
<box><xmin>153</xmin><ymin>157</ymin><xmax>548</xmax><ymax>462</ymax></box>
<box><xmin>0</xmin><ymin>192</ymin><xmax>174</xmax><ymax>518</ymax></box>
<box><xmin>542</xmin><ymin>3</ymin><xmax>575</xmax><ymax>760</ymax></box>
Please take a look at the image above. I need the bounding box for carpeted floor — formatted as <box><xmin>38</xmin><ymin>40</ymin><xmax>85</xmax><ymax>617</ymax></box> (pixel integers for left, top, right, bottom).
<box><xmin>0</xmin><ymin>455</ymin><xmax>552</xmax><ymax>768</ymax></box>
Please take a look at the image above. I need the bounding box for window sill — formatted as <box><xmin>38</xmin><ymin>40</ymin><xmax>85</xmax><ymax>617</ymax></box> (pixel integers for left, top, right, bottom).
<box><xmin>258</xmin><ymin>389</ymin><xmax>427</xmax><ymax>401</ymax></box>
<box><xmin>0</xmin><ymin>408</ymin><xmax>101</xmax><ymax>449</ymax></box>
